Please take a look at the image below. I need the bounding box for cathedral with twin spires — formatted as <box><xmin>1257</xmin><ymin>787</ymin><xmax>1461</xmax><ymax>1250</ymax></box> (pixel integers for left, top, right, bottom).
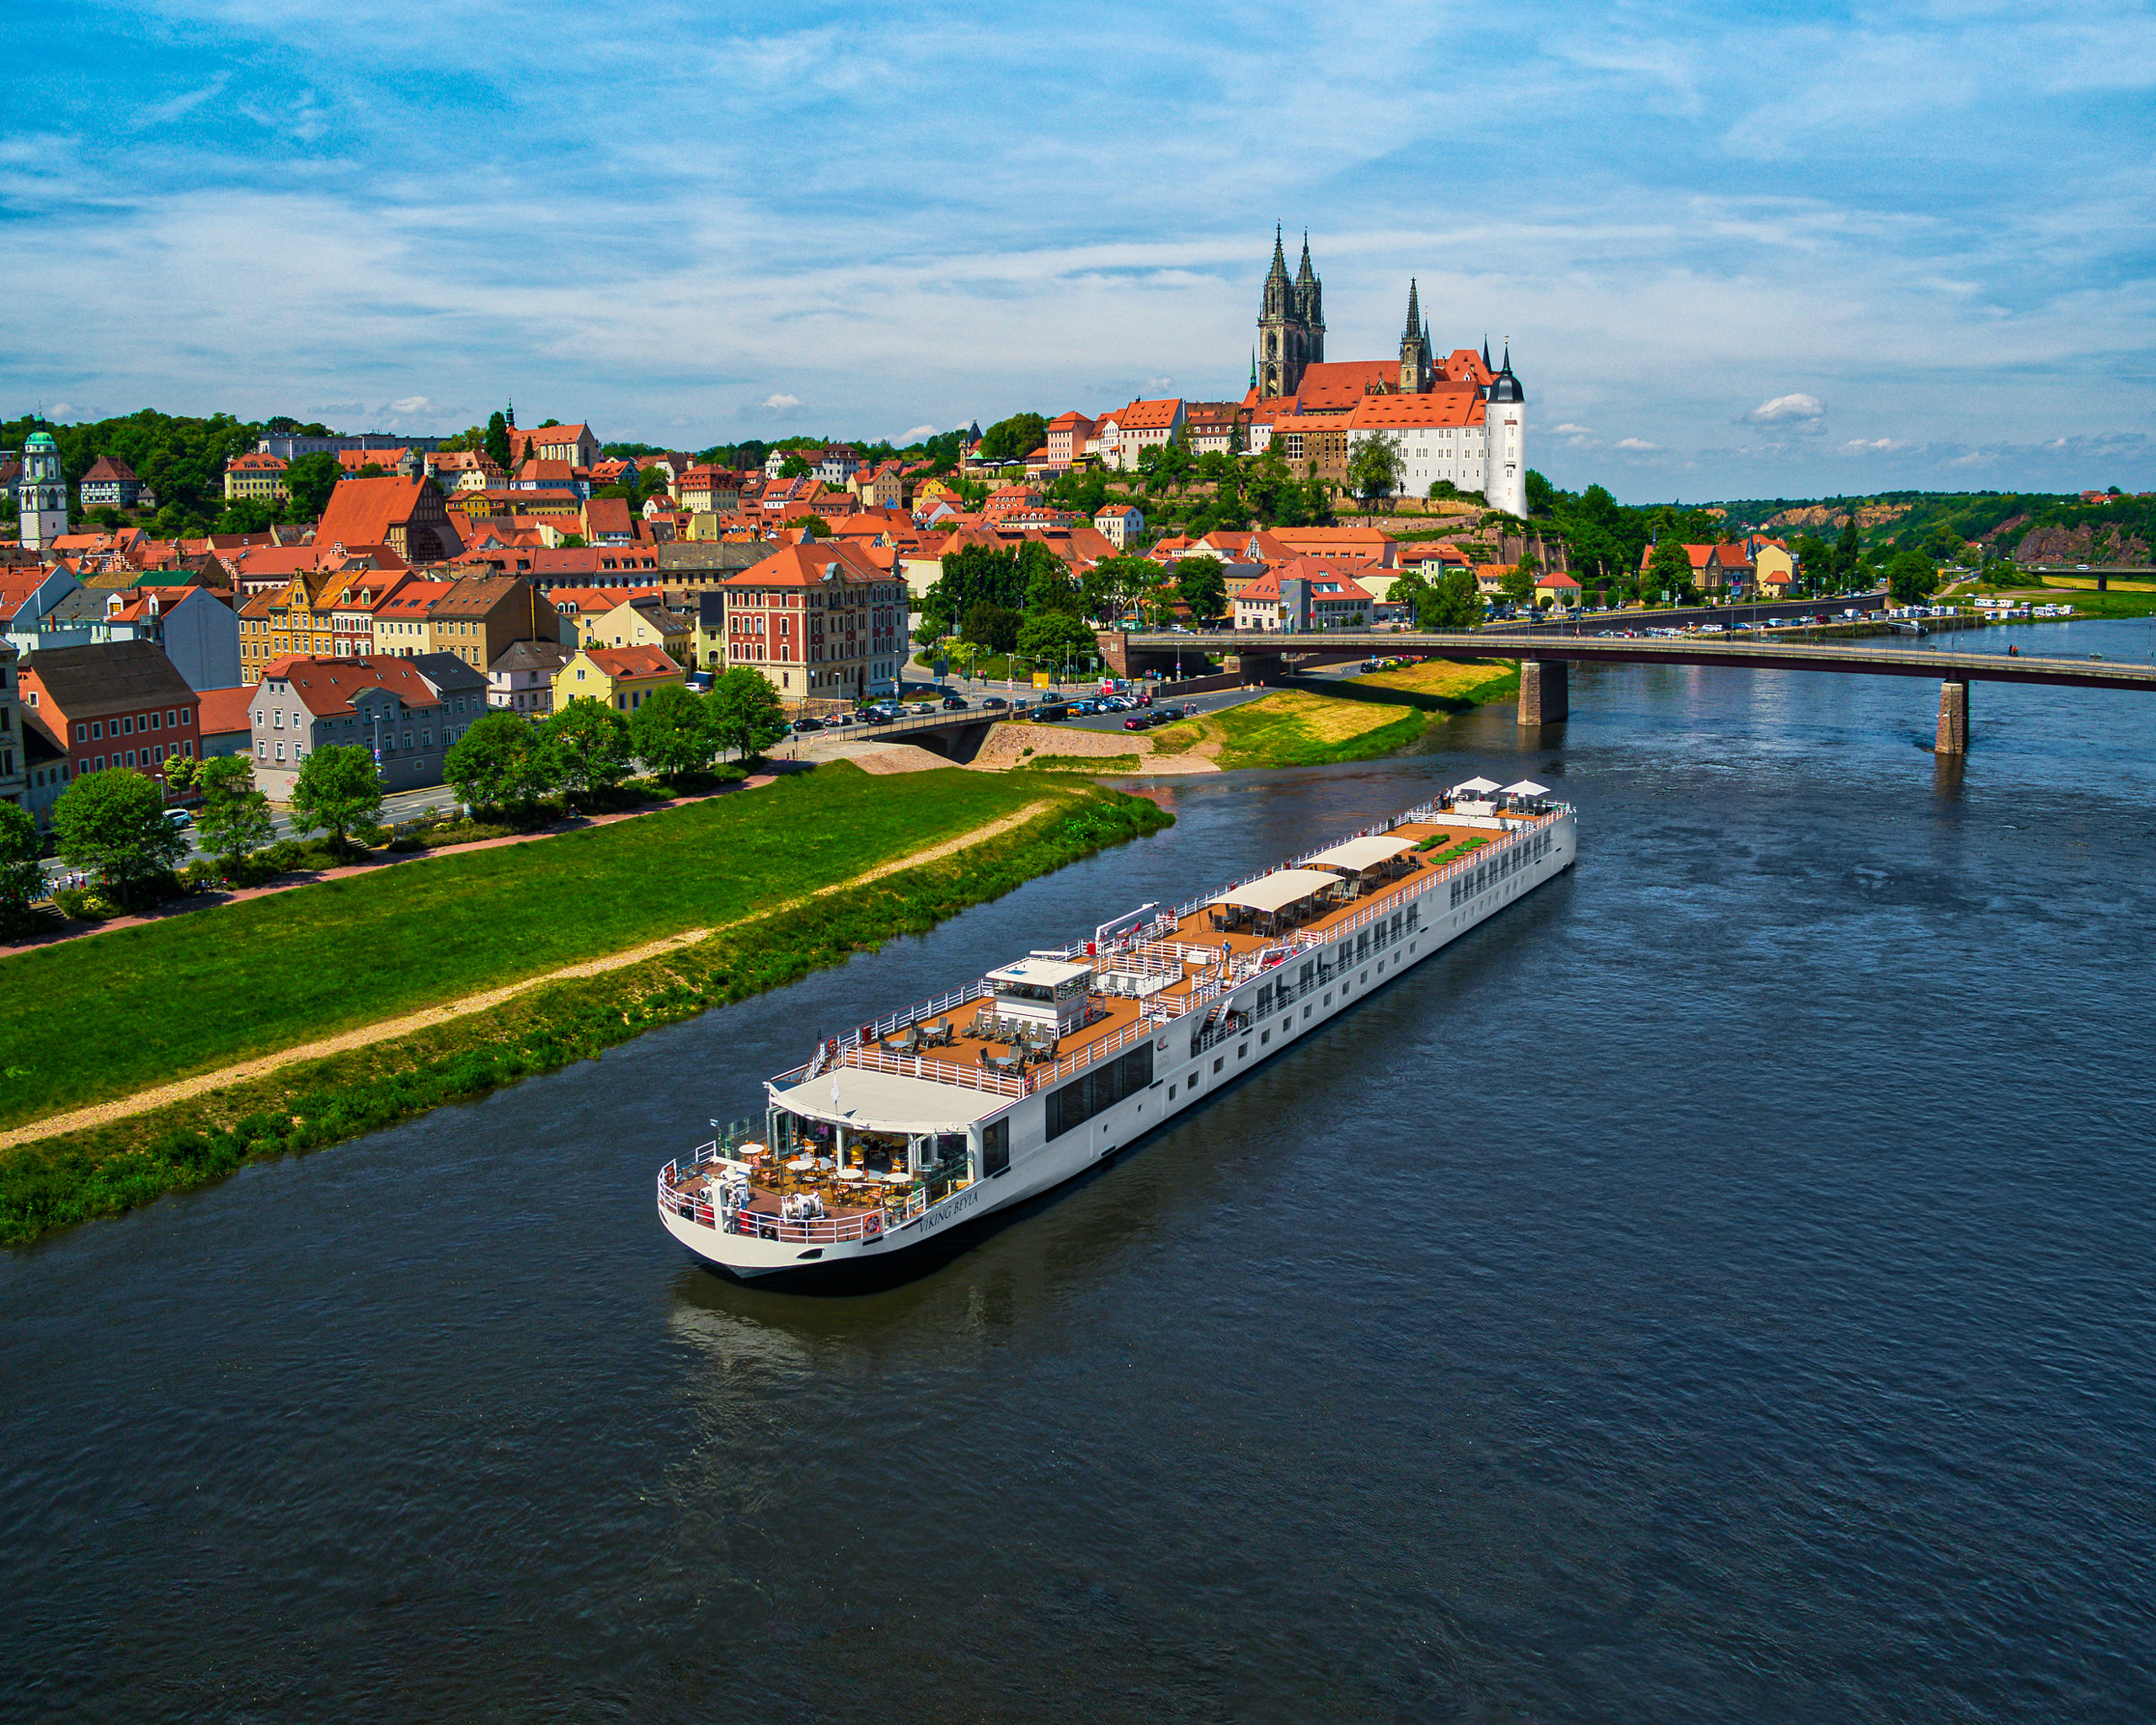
<box><xmin>1250</xmin><ymin>228</ymin><xmax>1527</xmax><ymax>515</ymax></box>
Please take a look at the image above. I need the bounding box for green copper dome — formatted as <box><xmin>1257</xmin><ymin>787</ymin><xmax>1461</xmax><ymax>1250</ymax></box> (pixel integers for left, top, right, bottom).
<box><xmin>23</xmin><ymin>430</ymin><xmax>57</xmax><ymax>451</ymax></box>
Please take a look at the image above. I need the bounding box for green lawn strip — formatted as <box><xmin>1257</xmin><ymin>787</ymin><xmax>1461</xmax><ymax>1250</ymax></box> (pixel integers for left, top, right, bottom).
<box><xmin>1021</xmin><ymin>754</ymin><xmax>1146</xmax><ymax>772</ymax></box>
<box><xmin>1208</xmin><ymin>702</ymin><xmax>1428</xmax><ymax>770</ymax></box>
<box><xmin>0</xmin><ymin>765</ymin><xmax>1044</xmax><ymax>1132</ymax></box>
<box><xmin>0</xmin><ymin>788</ymin><xmax>1172</xmax><ymax>1246</ymax></box>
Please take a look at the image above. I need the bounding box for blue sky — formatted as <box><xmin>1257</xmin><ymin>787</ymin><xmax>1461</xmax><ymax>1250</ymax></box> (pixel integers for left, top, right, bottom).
<box><xmin>3</xmin><ymin>1</ymin><xmax>2152</xmax><ymax>501</ymax></box>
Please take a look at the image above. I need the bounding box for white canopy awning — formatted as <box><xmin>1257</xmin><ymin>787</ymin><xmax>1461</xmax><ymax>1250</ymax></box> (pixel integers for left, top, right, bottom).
<box><xmin>773</xmin><ymin>1066</ymin><xmax>1012</xmax><ymax>1133</ymax></box>
<box><xmin>1451</xmin><ymin>776</ymin><xmax>1501</xmax><ymax>794</ymax></box>
<box><xmin>1499</xmin><ymin>779</ymin><xmax>1550</xmax><ymax>798</ymax></box>
<box><xmin>1304</xmin><ymin>835</ymin><xmax>1418</xmax><ymax>873</ymax></box>
<box><xmin>1210</xmin><ymin>868</ymin><xmax>1343</xmax><ymax>914</ymax></box>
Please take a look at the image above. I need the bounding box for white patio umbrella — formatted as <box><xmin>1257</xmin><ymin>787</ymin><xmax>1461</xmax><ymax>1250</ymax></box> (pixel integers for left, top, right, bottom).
<box><xmin>1499</xmin><ymin>779</ymin><xmax>1550</xmax><ymax>797</ymax></box>
<box><xmin>1451</xmin><ymin>776</ymin><xmax>1501</xmax><ymax>794</ymax></box>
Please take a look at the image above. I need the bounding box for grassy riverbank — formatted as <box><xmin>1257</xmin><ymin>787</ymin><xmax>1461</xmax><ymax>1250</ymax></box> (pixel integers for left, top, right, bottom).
<box><xmin>1144</xmin><ymin>659</ymin><xmax>1519</xmax><ymax>770</ymax></box>
<box><xmin>0</xmin><ymin>782</ymin><xmax>1171</xmax><ymax>1245</ymax></box>
<box><xmin>0</xmin><ymin>766</ymin><xmax>1049</xmax><ymax>1133</ymax></box>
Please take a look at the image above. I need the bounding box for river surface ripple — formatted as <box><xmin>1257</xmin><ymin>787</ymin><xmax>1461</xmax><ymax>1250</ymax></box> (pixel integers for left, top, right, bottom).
<box><xmin>4</xmin><ymin>619</ymin><xmax>2155</xmax><ymax>1723</ymax></box>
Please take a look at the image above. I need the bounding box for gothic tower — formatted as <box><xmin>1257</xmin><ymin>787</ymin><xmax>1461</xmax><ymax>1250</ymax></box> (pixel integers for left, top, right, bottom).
<box><xmin>1257</xmin><ymin>227</ymin><xmax>1323</xmax><ymax>398</ymax></box>
<box><xmin>17</xmin><ymin>427</ymin><xmax>67</xmax><ymax>552</ymax></box>
<box><xmin>1399</xmin><ymin>279</ymin><xmax>1432</xmax><ymax>393</ymax></box>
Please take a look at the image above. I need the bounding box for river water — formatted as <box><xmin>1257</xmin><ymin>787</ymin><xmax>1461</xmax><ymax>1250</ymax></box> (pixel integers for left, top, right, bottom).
<box><xmin>5</xmin><ymin>620</ymin><xmax>2154</xmax><ymax>1722</ymax></box>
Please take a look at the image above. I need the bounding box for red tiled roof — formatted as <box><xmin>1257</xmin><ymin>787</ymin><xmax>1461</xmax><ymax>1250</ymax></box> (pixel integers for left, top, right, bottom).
<box><xmin>195</xmin><ymin>685</ymin><xmax>255</xmax><ymax>736</ymax></box>
<box><xmin>582</xmin><ymin>644</ymin><xmax>677</xmax><ymax>680</ymax></box>
<box><xmin>317</xmin><ymin>477</ymin><xmax>435</xmax><ymax>547</ymax></box>
<box><xmin>259</xmin><ymin>655</ymin><xmax>445</xmax><ymax>718</ymax></box>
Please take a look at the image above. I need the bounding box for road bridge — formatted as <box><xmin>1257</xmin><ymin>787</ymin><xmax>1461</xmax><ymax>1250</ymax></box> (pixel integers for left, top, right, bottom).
<box><xmin>1098</xmin><ymin>628</ymin><xmax>2156</xmax><ymax>755</ymax></box>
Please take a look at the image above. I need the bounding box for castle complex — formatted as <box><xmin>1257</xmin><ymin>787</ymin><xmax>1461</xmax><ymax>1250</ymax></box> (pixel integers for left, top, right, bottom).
<box><xmin>1247</xmin><ymin>229</ymin><xmax>1527</xmax><ymax>515</ymax></box>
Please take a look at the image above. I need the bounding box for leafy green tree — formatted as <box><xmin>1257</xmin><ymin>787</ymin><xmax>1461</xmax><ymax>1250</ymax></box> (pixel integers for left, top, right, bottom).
<box><xmin>0</xmin><ymin>802</ymin><xmax>45</xmax><ymax>923</ymax></box>
<box><xmin>162</xmin><ymin>752</ymin><xmax>204</xmax><ymax>798</ymax></box>
<box><xmin>1833</xmin><ymin>513</ymin><xmax>1862</xmax><ymax>585</ymax></box>
<box><xmin>446</xmin><ymin>711</ymin><xmax>557</xmax><ymax>810</ymax></box>
<box><xmin>1524</xmin><ymin>469</ymin><xmax>1556</xmax><ymax>516</ymax></box>
<box><xmin>53</xmin><ymin>769</ymin><xmax>189</xmax><ymax>905</ymax></box>
<box><xmin>1016</xmin><ymin>611</ymin><xmax>1097</xmax><ymax>676</ymax></box>
<box><xmin>1886</xmin><ymin>548</ymin><xmax>1939</xmax><ymax>606</ymax></box>
<box><xmin>1647</xmin><ymin>539</ymin><xmax>1694</xmax><ymax>602</ymax></box>
<box><xmin>1423</xmin><ymin>568</ymin><xmax>1482</xmax><ymax>629</ymax></box>
<box><xmin>195</xmin><ymin>756</ymin><xmax>275</xmax><ymax>874</ymax></box>
<box><xmin>286</xmin><ymin>451</ymin><xmax>341</xmax><ymax>518</ymax></box>
<box><xmin>778</xmin><ymin>451</ymin><xmax>814</xmax><ymax>479</ymax></box>
<box><xmin>794</xmin><ymin>515</ymin><xmax>833</xmax><ymax>539</ymax></box>
<box><xmin>977</xmin><ymin>414</ymin><xmax>1049</xmax><ymax>463</ymax></box>
<box><xmin>546</xmin><ymin>698</ymin><xmax>633</xmax><ymax>803</ymax></box>
<box><xmin>708</xmin><ymin>667</ymin><xmax>788</xmax><ymax>761</ymax></box>
<box><xmin>288</xmin><ymin>744</ymin><xmax>382</xmax><ymax>857</ymax></box>
<box><xmin>1174</xmin><ymin>554</ymin><xmax>1227</xmax><ymax>622</ymax></box>
<box><xmin>963</xmin><ymin>601</ymin><xmax>1022</xmax><ymax>654</ymax></box>
<box><xmin>1792</xmin><ymin>532</ymin><xmax>1833</xmax><ymax>593</ymax></box>
<box><xmin>485</xmin><ymin>411</ymin><xmax>513</xmax><ymax>469</ymax></box>
<box><xmin>1499</xmin><ymin>557</ymin><xmax>1538</xmax><ymax>607</ymax></box>
<box><xmin>1347</xmin><ymin>434</ymin><xmax>1400</xmax><ymax>512</ymax></box>
<box><xmin>630</xmin><ymin>681</ymin><xmax>715</xmax><ymax>779</ymax></box>
<box><xmin>1012</xmin><ymin>541</ymin><xmax>1073</xmax><ymax>611</ymax></box>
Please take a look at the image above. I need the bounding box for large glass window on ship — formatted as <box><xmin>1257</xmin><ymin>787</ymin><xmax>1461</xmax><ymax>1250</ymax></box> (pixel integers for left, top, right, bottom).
<box><xmin>981</xmin><ymin>1119</ymin><xmax>1010</xmax><ymax>1178</ymax></box>
<box><xmin>1044</xmin><ymin>1044</ymin><xmax>1155</xmax><ymax>1140</ymax></box>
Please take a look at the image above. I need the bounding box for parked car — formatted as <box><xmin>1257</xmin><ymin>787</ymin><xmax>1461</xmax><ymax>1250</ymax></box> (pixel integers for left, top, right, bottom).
<box><xmin>981</xmin><ymin>696</ymin><xmax>1008</xmax><ymax>709</ymax></box>
<box><xmin>1123</xmin><ymin>713</ymin><xmax>1150</xmax><ymax>730</ymax></box>
<box><xmin>792</xmin><ymin>717</ymin><xmax>825</xmax><ymax>733</ymax></box>
<box><xmin>1155</xmin><ymin>705</ymin><xmax>1187</xmax><ymax>722</ymax></box>
<box><xmin>942</xmin><ymin>694</ymin><xmax>969</xmax><ymax>710</ymax></box>
<box><xmin>164</xmin><ymin>808</ymin><xmax>194</xmax><ymax>828</ymax></box>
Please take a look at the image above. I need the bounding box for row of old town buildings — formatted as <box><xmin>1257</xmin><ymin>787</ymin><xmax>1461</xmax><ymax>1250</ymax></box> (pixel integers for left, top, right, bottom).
<box><xmin>1</xmin><ymin>234</ymin><xmax>1792</xmax><ymax>829</ymax></box>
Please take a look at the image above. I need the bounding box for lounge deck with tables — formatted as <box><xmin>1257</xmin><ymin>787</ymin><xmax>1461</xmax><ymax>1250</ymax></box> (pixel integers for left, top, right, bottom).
<box><xmin>786</xmin><ymin>787</ymin><xmax>1566</xmax><ymax>1104</ymax></box>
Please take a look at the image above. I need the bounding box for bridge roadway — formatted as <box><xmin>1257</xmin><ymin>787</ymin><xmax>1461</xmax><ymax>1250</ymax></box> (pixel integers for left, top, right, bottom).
<box><xmin>1102</xmin><ymin>628</ymin><xmax>2156</xmax><ymax>754</ymax></box>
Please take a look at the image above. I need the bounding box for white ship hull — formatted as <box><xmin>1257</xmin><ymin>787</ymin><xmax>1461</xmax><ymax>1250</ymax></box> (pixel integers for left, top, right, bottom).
<box><xmin>662</xmin><ymin>801</ymin><xmax>1576</xmax><ymax>1280</ymax></box>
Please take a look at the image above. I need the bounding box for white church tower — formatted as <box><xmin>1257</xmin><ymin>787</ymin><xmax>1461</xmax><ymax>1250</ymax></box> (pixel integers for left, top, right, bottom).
<box><xmin>1483</xmin><ymin>345</ymin><xmax>1526</xmax><ymax>517</ymax></box>
<box><xmin>17</xmin><ymin>429</ymin><xmax>68</xmax><ymax>551</ymax></box>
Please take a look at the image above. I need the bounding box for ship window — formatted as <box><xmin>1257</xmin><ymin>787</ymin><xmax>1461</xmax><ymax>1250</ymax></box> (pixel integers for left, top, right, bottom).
<box><xmin>1304</xmin><ymin>1006</ymin><xmax>1312</xmax><ymax>1019</ymax></box>
<box><xmin>1168</xmin><ymin>1084</ymin><xmax>1177</xmax><ymax>1099</ymax></box>
<box><xmin>1238</xmin><ymin>1044</ymin><xmax>1247</xmax><ymax>1060</ymax></box>
<box><xmin>1213</xmin><ymin>1058</ymin><xmax>1224</xmax><ymax>1074</ymax></box>
<box><xmin>1044</xmin><ymin>1044</ymin><xmax>1154</xmax><ymax>1140</ymax></box>
<box><xmin>981</xmin><ymin>1119</ymin><xmax>1010</xmax><ymax>1178</ymax></box>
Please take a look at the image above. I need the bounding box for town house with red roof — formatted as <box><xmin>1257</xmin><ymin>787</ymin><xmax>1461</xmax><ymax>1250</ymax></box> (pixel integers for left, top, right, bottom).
<box><xmin>247</xmin><ymin>654</ymin><xmax>487</xmax><ymax>798</ymax></box>
<box><xmin>20</xmin><ymin>640</ymin><xmax>201</xmax><ymax>796</ymax></box>
<box><xmin>315</xmin><ymin>475</ymin><xmax>463</xmax><ymax>565</ymax></box>
<box><xmin>712</xmin><ymin>542</ymin><xmax>909</xmax><ymax>704</ymax></box>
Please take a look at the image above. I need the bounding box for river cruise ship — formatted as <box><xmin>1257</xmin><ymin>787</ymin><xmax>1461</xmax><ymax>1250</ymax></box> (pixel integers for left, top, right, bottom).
<box><xmin>659</xmin><ymin>777</ymin><xmax>1577</xmax><ymax>1279</ymax></box>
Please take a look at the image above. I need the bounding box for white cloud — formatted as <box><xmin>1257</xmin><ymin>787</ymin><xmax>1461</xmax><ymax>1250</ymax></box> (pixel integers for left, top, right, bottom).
<box><xmin>387</xmin><ymin>395</ymin><xmax>435</xmax><ymax>416</ymax></box>
<box><xmin>763</xmin><ymin>393</ymin><xmax>801</xmax><ymax>409</ymax></box>
<box><xmin>1616</xmin><ymin>437</ymin><xmax>1660</xmax><ymax>451</ymax></box>
<box><xmin>1838</xmin><ymin>437</ymin><xmax>1902</xmax><ymax>452</ymax></box>
<box><xmin>132</xmin><ymin>74</ymin><xmax>231</xmax><ymax>129</ymax></box>
<box><xmin>48</xmin><ymin>401</ymin><xmax>71</xmax><ymax>416</ymax></box>
<box><xmin>1748</xmin><ymin>393</ymin><xmax>1826</xmax><ymax>427</ymax></box>
<box><xmin>901</xmin><ymin>424</ymin><xmax>941</xmax><ymax>441</ymax></box>
<box><xmin>1144</xmin><ymin>376</ymin><xmax>1173</xmax><ymax>390</ymax></box>
<box><xmin>1550</xmin><ymin>422</ymin><xmax>1593</xmax><ymax>434</ymax></box>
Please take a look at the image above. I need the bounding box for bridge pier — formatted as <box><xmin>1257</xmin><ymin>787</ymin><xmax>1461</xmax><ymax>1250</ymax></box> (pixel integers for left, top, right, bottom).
<box><xmin>1518</xmin><ymin>658</ymin><xmax>1569</xmax><ymax>726</ymax></box>
<box><xmin>1936</xmin><ymin>679</ymin><xmax>1970</xmax><ymax>755</ymax></box>
<box><xmin>1223</xmin><ymin>653</ymin><xmax>1285</xmax><ymax>684</ymax></box>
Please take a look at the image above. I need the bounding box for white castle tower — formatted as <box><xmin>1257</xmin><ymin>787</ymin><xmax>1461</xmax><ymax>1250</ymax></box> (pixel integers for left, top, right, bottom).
<box><xmin>1483</xmin><ymin>344</ymin><xmax>1526</xmax><ymax>517</ymax></box>
<box><xmin>17</xmin><ymin>428</ymin><xmax>68</xmax><ymax>551</ymax></box>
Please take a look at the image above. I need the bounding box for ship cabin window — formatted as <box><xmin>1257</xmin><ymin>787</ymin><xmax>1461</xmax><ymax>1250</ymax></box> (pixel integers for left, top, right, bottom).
<box><xmin>1357</xmin><ymin>930</ymin><xmax>1370</xmax><ymax>959</ymax></box>
<box><xmin>980</xmin><ymin>1119</ymin><xmax>1010</xmax><ymax>1178</ymax></box>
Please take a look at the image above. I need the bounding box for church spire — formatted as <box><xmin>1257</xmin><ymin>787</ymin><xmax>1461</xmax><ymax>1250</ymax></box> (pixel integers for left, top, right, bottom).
<box><xmin>1267</xmin><ymin>223</ymin><xmax>1289</xmax><ymax>284</ymax></box>
<box><xmin>1294</xmin><ymin>230</ymin><xmax>1315</xmax><ymax>286</ymax></box>
<box><xmin>1403</xmin><ymin>278</ymin><xmax>1422</xmax><ymax>340</ymax></box>
<box><xmin>1481</xmin><ymin>336</ymin><xmax>1491</xmax><ymax>371</ymax></box>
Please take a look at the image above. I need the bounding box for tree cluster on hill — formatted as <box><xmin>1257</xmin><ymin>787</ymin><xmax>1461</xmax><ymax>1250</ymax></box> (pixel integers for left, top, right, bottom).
<box><xmin>2</xmin><ymin>409</ymin><xmax>291</xmax><ymax>539</ymax></box>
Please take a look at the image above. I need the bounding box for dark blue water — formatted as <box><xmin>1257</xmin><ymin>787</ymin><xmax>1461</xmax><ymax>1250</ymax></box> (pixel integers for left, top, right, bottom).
<box><xmin>5</xmin><ymin>620</ymin><xmax>2154</xmax><ymax>1722</ymax></box>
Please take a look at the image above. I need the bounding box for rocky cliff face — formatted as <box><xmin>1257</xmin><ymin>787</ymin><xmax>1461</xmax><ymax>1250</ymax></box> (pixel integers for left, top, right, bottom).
<box><xmin>2015</xmin><ymin>523</ymin><xmax>2150</xmax><ymax>564</ymax></box>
